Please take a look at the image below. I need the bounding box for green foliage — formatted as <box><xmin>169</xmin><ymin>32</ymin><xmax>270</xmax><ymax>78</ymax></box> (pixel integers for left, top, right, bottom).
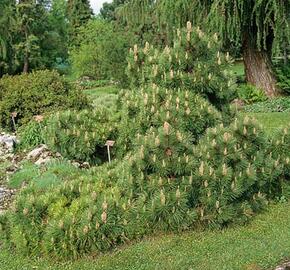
<box><xmin>237</xmin><ymin>84</ymin><xmax>268</xmax><ymax>104</ymax></box>
<box><xmin>0</xmin><ymin>70</ymin><xmax>89</xmax><ymax>130</ymax></box>
<box><xmin>2</xmin><ymin>202</ymin><xmax>290</xmax><ymax>270</ymax></box>
<box><xmin>191</xmin><ymin>116</ymin><xmax>281</xmax><ymax>227</ymax></box>
<box><xmin>8</xmin><ymin>160</ymin><xmax>79</xmax><ymax>190</ymax></box>
<box><xmin>0</xmin><ymin>0</ymin><xmax>70</xmax><ymax>77</ymax></box>
<box><xmin>243</xmin><ymin>97</ymin><xmax>290</xmax><ymax>113</ymax></box>
<box><xmin>100</xmin><ymin>0</ymin><xmax>126</xmax><ymax>21</ymax></box>
<box><xmin>8</xmin><ymin>160</ymin><xmax>80</xmax><ymax>190</ymax></box>
<box><xmin>78</xmin><ymin>79</ymin><xmax>111</xmax><ymax>90</ymax></box>
<box><xmin>70</xmin><ymin>19</ymin><xmax>133</xmax><ymax>85</ymax></box>
<box><xmin>269</xmin><ymin>125</ymin><xmax>290</xmax><ymax>196</ymax></box>
<box><xmin>67</xmin><ymin>0</ymin><xmax>93</xmax><ymax>45</ymax></box>
<box><xmin>2</xmin><ymin>115</ymin><xmax>288</xmax><ymax>258</ymax></box>
<box><xmin>44</xmin><ymin>108</ymin><xmax>118</xmax><ymax>164</ymax></box>
<box><xmin>119</xmin><ymin>0</ymin><xmax>290</xmax><ymax>53</ymax></box>
<box><xmin>116</xmin><ymin>85</ymin><xmax>221</xmax><ymax>157</ymax></box>
<box><xmin>17</xmin><ymin>119</ymin><xmax>46</xmax><ymax>150</ymax></box>
<box><xmin>276</xmin><ymin>63</ymin><xmax>290</xmax><ymax>94</ymax></box>
<box><xmin>127</xmin><ymin>24</ymin><xmax>236</xmax><ymax>111</ymax></box>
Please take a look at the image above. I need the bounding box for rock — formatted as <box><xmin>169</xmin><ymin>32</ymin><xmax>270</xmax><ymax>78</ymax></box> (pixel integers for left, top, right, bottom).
<box><xmin>81</xmin><ymin>162</ymin><xmax>90</xmax><ymax>169</ymax></box>
<box><xmin>27</xmin><ymin>144</ymin><xmax>48</xmax><ymax>160</ymax></box>
<box><xmin>0</xmin><ymin>186</ymin><xmax>16</xmax><ymax>213</ymax></box>
<box><xmin>71</xmin><ymin>161</ymin><xmax>81</xmax><ymax>168</ymax></box>
<box><xmin>0</xmin><ymin>133</ymin><xmax>17</xmax><ymax>152</ymax></box>
<box><xmin>231</xmin><ymin>98</ymin><xmax>245</xmax><ymax>110</ymax></box>
<box><xmin>26</xmin><ymin>144</ymin><xmax>62</xmax><ymax>166</ymax></box>
<box><xmin>275</xmin><ymin>262</ymin><xmax>290</xmax><ymax>270</ymax></box>
<box><xmin>35</xmin><ymin>156</ymin><xmax>52</xmax><ymax>166</ymax></box>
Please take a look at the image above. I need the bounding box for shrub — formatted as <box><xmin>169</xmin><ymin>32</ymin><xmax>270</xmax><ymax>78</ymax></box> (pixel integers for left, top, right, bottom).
<box><xmin>116</xmin><ymin>85</ymin><xmax>222</xmax><ymax>157</ymax></box>
<box><xmin>17</xmin><ymin>118</ymin><xmax>46</xmax><ymax>151</ymax></box>
<box><xmin>190</xmin><ymin>116</ymin><xmax>280</xmax><ymax>227</ymax></box>
<box><xmin>44</xmin><ymin>108</ymin><xmax>118</xmax><ymax>164</ymax></box>
<box><xmin>243</xmin><ymin>97</ymin><xmax>290</xmax><ymax>113</ymax></box>
<box><xmin>269</xmin><ymin>125</ymin><xmax>290</xmax><ymax>197</ymax></box>
<box><xmin>2</xmin><ymin>115</ymin><xmax>287</xmax><ymax>258</ymax></box>
<box><xmin>70</xmin><ymin>19</ymin><xmax>134</xmax><ymax>86</ymax></box>
<box><xmin>275</xmin><ymin>63</ymin><xmax>290</xmax><ymax>94</ymax></box>
<box><xmin>0</xmin><ymin>70</ymin><xmax>89</xmax><ymax>130</ymax></box>
<box><xmin>127</xmin><ymin>23</ymin><xmax>236</xmax><ymax>111</ymax></box>
<box><xmin>237</xmin><ymin>84</ymin><xmax>268</xmax><ymax>104</ymax></box>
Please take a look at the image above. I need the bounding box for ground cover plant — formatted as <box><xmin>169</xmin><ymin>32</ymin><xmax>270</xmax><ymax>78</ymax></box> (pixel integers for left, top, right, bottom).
<box><xmin>243</xmin><ymin>97</ymin><xmax>290</xmax><ymax>113</ymax></box>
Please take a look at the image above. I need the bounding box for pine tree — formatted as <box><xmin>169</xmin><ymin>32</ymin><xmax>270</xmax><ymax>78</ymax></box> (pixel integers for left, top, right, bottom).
<box><xmin>127</xmin><ymin>23</ymin><xmax>236</xmax><ymax>110</ymax></box>
<box><xmin>118</xmin><ymin>0</ymin><xmax>290</xmax><ymax>97</ymax></box>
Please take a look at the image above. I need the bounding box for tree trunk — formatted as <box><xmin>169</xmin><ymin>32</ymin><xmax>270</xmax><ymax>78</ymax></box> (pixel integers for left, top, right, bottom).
<box><xmin>242</xmin><ymin>32</ymin><xmax>281</xmax><ymax>98</ymax></box>
<box><xmin>23</xmin><ymin>53</ymin><xmax>29</xmax><ymax>73</ymax></box>
<box><xmin>283</xmin><ymin>44</ymin><xmax>288</xmax><ymax>66</ymax></box>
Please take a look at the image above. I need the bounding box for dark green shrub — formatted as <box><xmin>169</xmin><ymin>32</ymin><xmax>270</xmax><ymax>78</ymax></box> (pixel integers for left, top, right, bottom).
<box><xmin>237</xmin><ymin>84</ymin><xmax>268</xmax><ymax>104</ymax></box>
<box><xmin>44</xmin><ymin>108</ymin><xmax>118</xmax><ymax>164</ymax></box>
<box><xmin>243</xmin><ymin>97</ymin><xmax>290</xmax><ymax>113</ymax></box>
<box><xmin>275</xmin><ymin>63</ymin><xmax>290</xmax><ymax>94</ymax></box>
<box><xmin>0</xmin><ymin>70</ymin><xmax>89</xmax><ymax>130</ymax></box>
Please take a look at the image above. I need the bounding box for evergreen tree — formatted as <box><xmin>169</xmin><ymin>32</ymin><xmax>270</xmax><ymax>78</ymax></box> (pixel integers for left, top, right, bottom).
<box><xmin>100</xmin><ymin>0</ymin><xmax>126</xmax><ymax>21</ymax></box>
<box><xmin>118</xmin><ymin>0</ymin><xmax>290</xmax><ymax>97</ymax></box>
<box><xmin>0</xmin><ymin>0</ymin><xmax>15</xmax><ymax>76</ymax></box>
<box><xmin>67</xmin><ymin>0</ymin><xmax>93</xmax><ymax>45</ymax></box>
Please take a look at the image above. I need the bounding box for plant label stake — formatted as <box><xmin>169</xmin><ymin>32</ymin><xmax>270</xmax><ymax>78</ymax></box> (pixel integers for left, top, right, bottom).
<box><xmin>11</xmin><ymin>112</ymin><xmax>17</xmax><ymax>132</ymax></box>
<box><xmin>105</xmin><ymin>140</ymin><xmax>115</xmax><ymax>163</ymax></box>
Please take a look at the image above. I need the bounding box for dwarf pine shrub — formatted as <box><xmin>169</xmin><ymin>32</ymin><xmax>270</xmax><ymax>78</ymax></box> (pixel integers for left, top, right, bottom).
<box><xmin>44</xmin><ymin>108</ymin><xmax>118</xmax><ymax>164</ymax></box>
<box><xmin>2</xmin><ymin>116</ymin><xmax>286</xmax><ymax>258</ymax></box>
<box><xmin>268</xmin><ymin>125</ymin><xmax>290</xmax><ymax>197</ymax></box>
<box><xmin>190</xmin><ymin>116</ymin><xmax>277</xmax><ymax>227</ymax></box>
<box><xmin>1</xmin><ymin>22</ymin><xmax>289</xmax><ymax>259</ymax></box>
<box><xmin>116</xmin><ymin>84</ymin><xmax>221</xmax><ymax>157</ymax></box>
<box><xmin>127</xmin><ymin>23</ymin><xmax>236</xmax><ymax>110</ymax></box>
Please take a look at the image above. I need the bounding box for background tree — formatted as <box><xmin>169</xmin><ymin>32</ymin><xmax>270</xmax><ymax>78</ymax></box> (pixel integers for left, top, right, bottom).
<box><xmin>70</xmin><ymin>19</ymin><xmax>134</xmax><ymax>85</ymax></box>
<box><xmin>67</xmin><ymin>0</ymin><xmax>93</xmax><ymax>45</ymax></box>
<box><xmin>0</xmin><ymin>0</ymin><xmax>15</xmax><ymax>76</ymax></box>
<box><xmin>118</xmin><ymin>0</ymin><xmax>290</xmax><ymax>97</ymax></box>
<box><xmin>100</xmin><ymin>0</ymin><xmax>126</xmax><ymax>21</ymax></box>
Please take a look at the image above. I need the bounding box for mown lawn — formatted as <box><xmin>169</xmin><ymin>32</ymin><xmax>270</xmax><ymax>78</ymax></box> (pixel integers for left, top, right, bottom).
<box><xmin>244</xmin><ymin>112</ymin><xmax>290</xmax><ymax>135</ymax></box>
<box><xmin>1</xmin><ymin>202</ymin><xmax>290</xmax><ymax>270</ymax></box>
<box><xmin>232</xmin><ymin>61</ymin><xmax>245</xmax><ymax>76</ymax></box>
<box><xmin>84</xmin><ymin>85</ymin><xmax>118</xmax><ymax>100</ymax></box>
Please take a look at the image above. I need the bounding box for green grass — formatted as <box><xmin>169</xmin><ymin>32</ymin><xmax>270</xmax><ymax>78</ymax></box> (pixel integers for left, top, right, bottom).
<box><xmin>243</xmin><ymin>112</ymin><xmax>290</xmax><ymax>134</ymax></box>
<box><xmin>1</xmin><ymin>202</ymin><xmax>290</xmax><ymax>270</ymax></box>
<box><xmin>232</xmin><ymin>61</ymin><xmax>245</xmax><ymax>76</ymax></box>
<box><xmin>84</xmin><ymin>85</ymin><xmax>118</xmax><ymax>100</ymax></box>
